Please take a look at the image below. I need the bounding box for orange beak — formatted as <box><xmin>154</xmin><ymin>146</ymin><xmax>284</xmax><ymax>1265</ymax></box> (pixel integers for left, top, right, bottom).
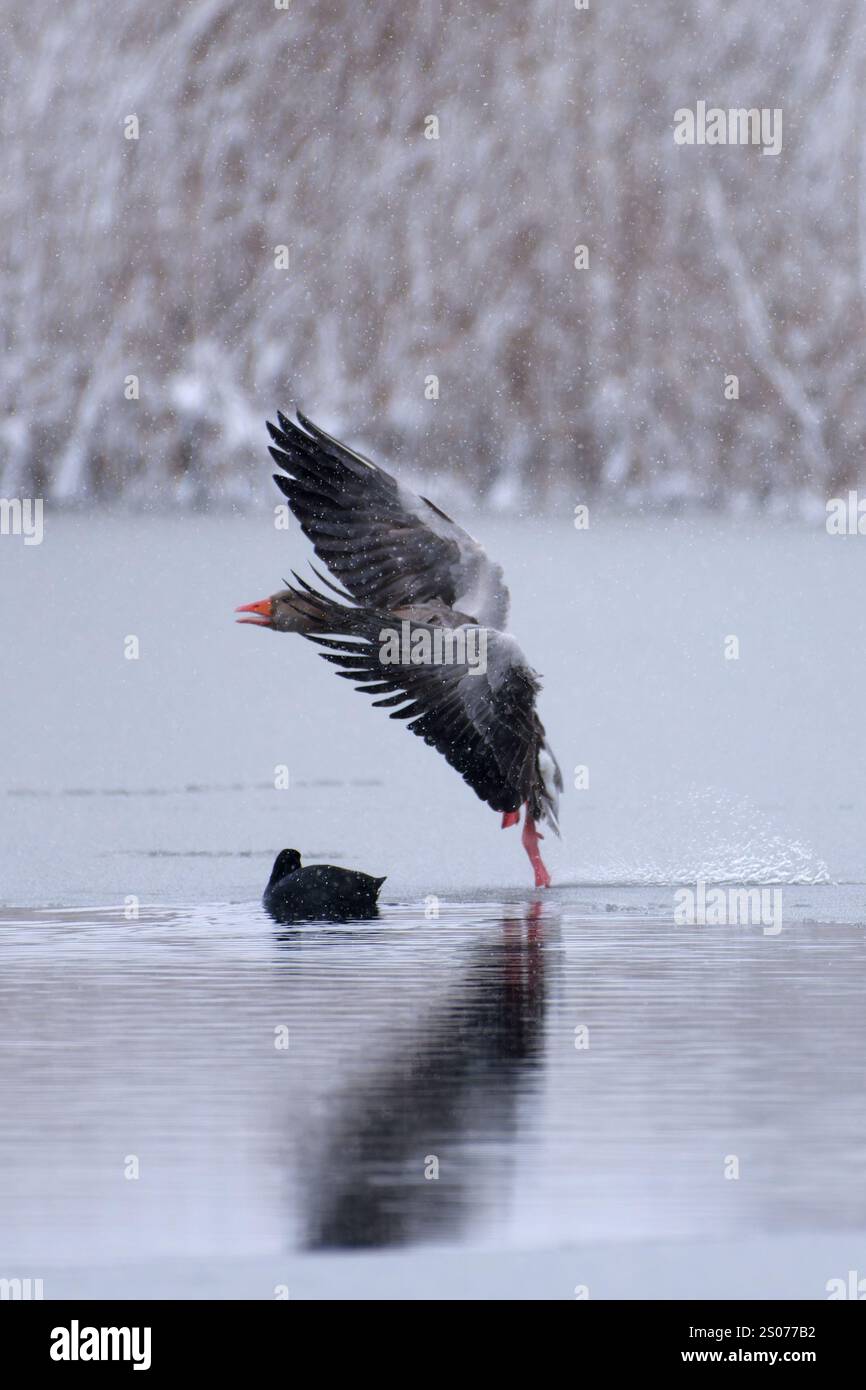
<box><xmin>235</xmin><ymin>598</ymin><xmax>273</xmax><ymax>628</ymax></box>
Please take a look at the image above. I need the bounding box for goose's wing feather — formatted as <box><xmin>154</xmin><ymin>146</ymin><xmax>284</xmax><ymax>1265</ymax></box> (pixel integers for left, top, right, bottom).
<box><xmin>267</xmin><ymin>410</ymin><xmax>510</xmax><ymax>629</ymax></box>
<box><xmin>303</xmin><ymin>609</ymin><xmax>542</xmax><ymax>815</ymax></box>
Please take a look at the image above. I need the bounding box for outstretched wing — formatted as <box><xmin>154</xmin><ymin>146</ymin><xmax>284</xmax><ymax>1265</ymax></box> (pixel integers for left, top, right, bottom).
<box><xmin>267</xmin><ymin>410</ymin><xmax>510</xmax><ymax>629</ymax></box>
<box><xmin>275</xmin><ymin>573</ymin><xmax>541</xmax><ymax>815</ymax></box>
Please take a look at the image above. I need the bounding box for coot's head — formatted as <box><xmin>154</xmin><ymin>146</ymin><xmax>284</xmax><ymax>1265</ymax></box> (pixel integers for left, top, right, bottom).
<box><xmin>235</xmin><ymin>589</ymin><xmax>322</xmax><ymax>632</ymax></box>
<box><xmin>269</xmin><ymin>848</ymin><xmax>302</xmax><ymax>883</ymax></box>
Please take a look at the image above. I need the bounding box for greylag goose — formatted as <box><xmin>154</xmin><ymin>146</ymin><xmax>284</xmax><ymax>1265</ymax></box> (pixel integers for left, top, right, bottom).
<box><xmin>237</xmin><ymin>411</ymin><xmax>562</xmax><ymax>887</ymax></box>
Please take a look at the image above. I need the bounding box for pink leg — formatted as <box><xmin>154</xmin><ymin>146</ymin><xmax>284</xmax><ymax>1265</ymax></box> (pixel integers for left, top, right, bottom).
<box><xmin>522</xmin><ymin>805</ymin><xmax>551</xmax><ymax>889</ymax></box>
<box><xmin>501</xmin><ymin>810</ymin><xmax>520</xmax><ymax>829</ymax></box>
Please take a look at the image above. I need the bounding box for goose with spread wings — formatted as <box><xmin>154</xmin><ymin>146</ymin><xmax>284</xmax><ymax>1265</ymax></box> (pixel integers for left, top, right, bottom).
<box><xmin>236</xmin><ymin>410</ymin><xmax>563</xmax><ymax>887</ymax></box>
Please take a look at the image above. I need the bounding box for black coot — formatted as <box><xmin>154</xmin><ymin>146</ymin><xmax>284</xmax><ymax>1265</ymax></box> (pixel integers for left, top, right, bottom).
<box><xmin>263</xmin><ymin>849</ymin><xmax>385</xmax><ymax>922</ymax></box>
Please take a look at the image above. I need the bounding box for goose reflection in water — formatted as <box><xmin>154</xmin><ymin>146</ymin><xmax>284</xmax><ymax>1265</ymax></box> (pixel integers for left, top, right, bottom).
<box><xmin>274</xmin><ymin>902</ymin><xmax>556</xmax><ymax>1250</ymax></box>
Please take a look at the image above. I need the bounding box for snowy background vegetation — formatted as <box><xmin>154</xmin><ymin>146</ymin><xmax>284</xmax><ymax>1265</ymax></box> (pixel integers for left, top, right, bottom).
<box><xmin>2</xmin><ymin>0</ymin><xmax>864</xmax><ymax>509</ymax></box>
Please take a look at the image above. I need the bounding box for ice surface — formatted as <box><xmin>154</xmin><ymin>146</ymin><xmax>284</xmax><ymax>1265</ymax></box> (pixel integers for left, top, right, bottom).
<box><xmin>0</xmin><ymin>511</ymin><xmax>855</xmax><ymax>904</ymax></box>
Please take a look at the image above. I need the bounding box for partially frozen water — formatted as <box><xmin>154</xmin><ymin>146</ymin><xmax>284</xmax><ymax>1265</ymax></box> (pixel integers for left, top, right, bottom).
<box><xmin>1</xmin><ymin>513</ymin><xmax>864</xmax><ymax>1297</ymax></box>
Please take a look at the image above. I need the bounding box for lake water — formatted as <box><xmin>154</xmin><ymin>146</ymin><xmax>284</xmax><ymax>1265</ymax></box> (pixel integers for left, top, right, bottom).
<box><xmin>1</xmin><ymin>511</ymin><xmax>864</xmax><ymax>1298</ymax></box>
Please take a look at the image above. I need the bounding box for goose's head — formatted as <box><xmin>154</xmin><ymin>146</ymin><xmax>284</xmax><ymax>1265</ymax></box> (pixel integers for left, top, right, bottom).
<box><xmin>235</xmin><ymin>590</ymin><xmax>320</xmax><ymax>633</ymax></box>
